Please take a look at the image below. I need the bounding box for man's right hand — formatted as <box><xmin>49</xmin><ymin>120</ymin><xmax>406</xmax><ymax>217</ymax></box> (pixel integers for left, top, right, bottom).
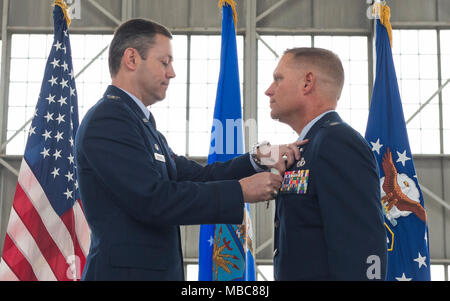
<box><xmin>239</xmin><ymin>172</ymin><xmax>283</xmax><ymax>204</ymax></box>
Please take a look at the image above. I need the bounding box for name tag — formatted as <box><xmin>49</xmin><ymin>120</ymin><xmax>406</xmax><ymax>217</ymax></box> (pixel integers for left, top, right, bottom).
<box><xmin>154</xmin><ymin>153</ymin><xmax>166</xmax><ymax>163</ymax></box>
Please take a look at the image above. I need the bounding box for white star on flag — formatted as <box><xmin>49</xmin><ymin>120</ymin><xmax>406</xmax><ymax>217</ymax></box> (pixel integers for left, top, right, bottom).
<box><xmin>44</xmin><ymin>112</ymin><xmax>54</xmax><ymax>122</ymax></box>
<box><xmin>46</xmin><ymin>93</ymin><xmax>56</xmax><ymax>104</ymax></box>
<box><xmin>40</xmin><ymin>147</ymin><xmax>50</xmax><ymax>159</ymax></box>
<box><xmin>56</xmin><ymin>113</ymin><xmax>66</xmax><ymax>124</ymax></box>
<box><xmin>395</xmin><ymin>273</ymin><xmax>412</xmax><ymax>281</ymax></box>
<box><xmin>42</xmin><ymin>130</ymin><xmax>52</xmax><ymax>141</ymax></box>
<box><xmin>61</xmin><ymin>61</ymin><xmax>69</xmax><ymax>72</ymax></box>
<box><xmin>370</xmin><ymin>138</ymin><xmax>383</xmax><ymax>155</ymax></box>
<box><xmin>53</xmin><ymin>40</ymin><xmax>62</xmax><ymax>51</ymax></box>
<box><xmin>67</xmin><ymin>153</ymin><xmax>75</xmax><ymax>164</ymax></box>
<box><xmin>69</xmin><ymin>69</ymin><xmax>75</xmax><ymax>79</ymax></box>
<box><xmin>53</xmin><ymin>149</ymin><xmax>62</xmax><ymax>161</ymax></box>
<box><xmin>50</xmin><ymin>58</ymin><xmax>60</xmax><ymax>69</ymax></box>
<box><xmin>63</xmin><ymin>188</ymin><xmax>73</xmax><ymax>199</ymax></box>
<box><xmin>57</xmin><ymin>96</ymin><xmax>67</xmax><ymax>106</ymax></box>
<box><xmin>413</xmin><ymin>252</ymin><xmax>427</xmax><ymax>269</ymax></box>
<box><xmin>60</xmin><ymin>78</ymin><xmax>69</xmax><ymax>89</ymax></box>
<box><xmin>48</xmin><ymin>76</ymin><xmax>58</xmax><ymax>87</ymax></box>
<box><xmin>50</xmin><ymin>167</ymin><xmax>60</xmax><ymax>179</ymax></box>
<box><xmin>396</xmin><ymin>150</ymin><xmax>411</xmax><ymax>167</ymax></box>
<box><xmin>65</xmin><ymin>171</ymin><xmax>74</xmax><ymax>182</ymax></box>
<box><xmin>29</xmin><ymin>126</ymin><xmax>36</xmax><ymax>136</ymax></box>
<box><xmin>54</xmin><ymin>131</ymin><xmax>64</xmax><ymax>142</ymax></box>
<box><xmin>208</xmin><ymin>236</ymin><xmax>214</xmax><ymax>247</ymax></box>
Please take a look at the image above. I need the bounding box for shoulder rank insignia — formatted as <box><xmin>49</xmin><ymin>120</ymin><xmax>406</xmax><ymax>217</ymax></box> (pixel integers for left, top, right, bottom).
<box><xmin>106</xmin><ymin>95</ymin><xmax>120</xmax><ymax>100</ymax></box>
<box><xmin>280</xmin><ymin>170</ymin><xmax>309</xmax><ymax>194</ymax></box>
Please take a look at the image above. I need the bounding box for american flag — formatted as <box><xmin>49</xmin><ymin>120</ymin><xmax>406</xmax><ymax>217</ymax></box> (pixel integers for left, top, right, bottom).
<box><xmin>0</xmin><ymin>2</ymin><xmax>90</xmax><ymax>281</ymax></box>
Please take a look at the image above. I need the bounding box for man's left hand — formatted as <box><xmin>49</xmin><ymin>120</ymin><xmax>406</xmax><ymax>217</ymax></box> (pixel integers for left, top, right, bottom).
<box><xmin>257</xmin><ymin>139</ymin><xmax>309</xmax><ymax>174</ymax></box>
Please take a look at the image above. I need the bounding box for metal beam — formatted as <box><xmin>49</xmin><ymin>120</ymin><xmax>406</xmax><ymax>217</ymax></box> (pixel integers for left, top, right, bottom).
<box><xmin>420</xmin><ymin>184</ymin><xmax>450</xmax><ymax>212</ymax></box>
<box><xmin>7</xmin><ymin>26</ymin><xmax>116</xmax><ymax>34</ymax></box>
<box><xmin>86</xmin><ymin>0</ymin><xmax>121</xmax><ymax>26</ymax></box>
<box><xmin>0</xmin><ymin>119</ymin><xmax>32</xmax><ymax>154</ymax></box>
<box><xmin>244</xmin><ymin>0</ymin><xmax>258</xmax><ymax>150</ymax></box>
<box><xmin>406</xmin><ymin>78</ymin><xmax>450</xmax><ymax>125</ymax></box>
<box><xmin>0</xmin><ymin>0</ymin><xmax>10</xmax><ymax>255</ymax></box>
<box><xmin>0</xmin><ymin>0</ymin><xmax>9</xmax><ymax>149</ymax></box>
<box><xmin>256</xmin><ymin>0</ymin><xmax>289</xmax><ymax>23</ymax></box>
<box><xmin>121</xmin><ymin>0</ymin><xmax>133</xmax><ymax>21</ymax></box>
<box><xmin>255</xmin><ymin>238</ymin><xmax>273</xmax><ymax>255</ymax></box>
<box><xmin>255</xmin><ymin>33</ymin><xmax>279</xmax><ymax>59</ymax></box>
<box><xmin>0</xmin><ymin>158</ymin><xmax>18</xmax><ymax>177</ymax></box>
<box><xmin>74</xmin><ymin>44</ymin><xmax>109</xmax><ymax>79</ymax></box>
<box><xmin>256</xmin><ymin>27</ymin><xmax>370</xmax><ymax>35</ymax></box>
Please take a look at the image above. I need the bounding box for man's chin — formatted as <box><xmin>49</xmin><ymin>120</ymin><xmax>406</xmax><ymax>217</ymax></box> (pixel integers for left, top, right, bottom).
<box><xmin>270</xmin><ymin>111</ymin><xmax>279</xmax><ymax>121</ymax></box>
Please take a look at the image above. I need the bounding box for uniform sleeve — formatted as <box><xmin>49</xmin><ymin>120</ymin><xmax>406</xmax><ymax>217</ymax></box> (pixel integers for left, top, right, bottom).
<box><xmin>314</xmin><ymin>127</ymin><xmax>387</xmax><ymax>280</ymax></box>
<box><xmin>172</xmin><ymin>153</ymin><xmax>257</xmax><ymax>182</ymax></box>
<box><xmin>76</xmin><ymin>102</ymin><xmax>244</xmax><ymax>226</ymax></box>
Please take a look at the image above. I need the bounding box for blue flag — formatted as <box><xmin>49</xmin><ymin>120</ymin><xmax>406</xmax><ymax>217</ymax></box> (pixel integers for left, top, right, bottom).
<box><xmin>365</xmin><ymin>14</ymin><xmax>431</xmax><ymax>280</ymax></box>
<box><xmin>198</xmin><ymin>1</ymin><xmax>256</xmax><ymax>281</ymax></box>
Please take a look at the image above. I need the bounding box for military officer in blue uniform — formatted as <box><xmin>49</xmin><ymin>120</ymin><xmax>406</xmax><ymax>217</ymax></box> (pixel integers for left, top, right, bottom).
<box><xmin>265</xmin><ymin>47</ymin><xmax>387</xmax><ymax>280</ymax></box>
<box><xmin>75</xmin><ymin>19</ymin><xmax>302</xmax><ymax>281</ymax></box>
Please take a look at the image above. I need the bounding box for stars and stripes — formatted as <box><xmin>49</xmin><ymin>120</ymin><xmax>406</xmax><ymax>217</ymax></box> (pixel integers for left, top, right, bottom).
<box><xmin>0</xmin><ymin>2</ymin><xmax>90</xmax><ymax>281</ymax></box>
<box><xmin>364</xmin><ymin>4</ymin><xmax>430</xmax><ymax>281</ymax></box>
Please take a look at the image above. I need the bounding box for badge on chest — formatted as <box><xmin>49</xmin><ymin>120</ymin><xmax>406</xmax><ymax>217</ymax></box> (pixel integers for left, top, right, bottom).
<box><xmin>280</xmin><ymin>169</ymin><xmax>309</xmax><ymax>194</ymax></box>
<box><xmin>154</xmin><ymin>153</ymin><xmax>166</xmax><ymax>163</ymax></box>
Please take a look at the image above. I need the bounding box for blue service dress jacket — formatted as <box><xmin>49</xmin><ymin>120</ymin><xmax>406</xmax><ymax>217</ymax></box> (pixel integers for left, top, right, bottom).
<box><xmin>75</xmin><ymin>85</ymin><xmax>256</xmax><ymax>281</ymax></box>
<box><xmin>273</xmin><ymin>111</ymin><xmax>387</xmax><ymax>281</ymax></box>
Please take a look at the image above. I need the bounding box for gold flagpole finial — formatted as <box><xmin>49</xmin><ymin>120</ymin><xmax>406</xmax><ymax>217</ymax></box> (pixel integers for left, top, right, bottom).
<box><xmin>53</xmin><ymin>0</ymin><xmax>72</xmax><ymax>27</ymax></box>
<box><xmin>373</xmin><ymin>1</ymin><xmax>392</xmax><ymax>48</ymax></box>
<box><xmin>218</xmin><ymin>0</ymin><xmax>238</xmax><ymax>31</ymax></box>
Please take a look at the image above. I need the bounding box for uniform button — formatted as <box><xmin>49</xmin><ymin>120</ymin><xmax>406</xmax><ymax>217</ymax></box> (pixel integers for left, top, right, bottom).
<box><xmin>273</xmin><ymin>248</ymin><xmax>278</xmax><ymax>257</ymax></box>
<box><xmin>274</xmin><ymin>220</ymin><xmax>279</xmax><ymax>228</ymax></box>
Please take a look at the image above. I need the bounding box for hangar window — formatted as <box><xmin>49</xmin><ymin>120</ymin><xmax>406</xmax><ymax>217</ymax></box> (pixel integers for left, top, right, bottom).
<box><xmin>441</xmin><ymin>30</ymin><xmax>450</xmax><ymax>154</ymax></box>
<box><xmin>392</xmin><ymin>29</ymin><xmax>440</xmax><ymax>154</ymax></box>
<box><xmin>185</xmin><ymin>35</ymin><xmax>244</xmax><ymax>157</ymax></box>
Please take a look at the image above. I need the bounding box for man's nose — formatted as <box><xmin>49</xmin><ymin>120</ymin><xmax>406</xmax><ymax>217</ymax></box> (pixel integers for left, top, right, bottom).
<box><xmin>265</xmin><ymin>83</ymin><xmax>274</xmax><ymax>96</ymax></box>
<box><xmin>167</xmin><ymin>65</ymin><xmax>176</xmax><ymax>79</ymax></box>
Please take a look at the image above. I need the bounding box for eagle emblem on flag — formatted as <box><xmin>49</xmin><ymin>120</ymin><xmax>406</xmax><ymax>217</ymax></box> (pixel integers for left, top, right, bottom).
<box><xmin>380</xmin><ymin>148</ymin><xmax>427</xmax><ymax>225</ymax></box>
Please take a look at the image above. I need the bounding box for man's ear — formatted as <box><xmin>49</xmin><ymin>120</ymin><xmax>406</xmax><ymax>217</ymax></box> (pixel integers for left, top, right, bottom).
<box><xmin>122</xmin><ymin>48</ymin><xmax>140</xmax><ymax>71</ymax></box>
<box><xmin>303</xmin><ymin>71</ymin><xmax>315</xmax><ymax>95</ymax></box>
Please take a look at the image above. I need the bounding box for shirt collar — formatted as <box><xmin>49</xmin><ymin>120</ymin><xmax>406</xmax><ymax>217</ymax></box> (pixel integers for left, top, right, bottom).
<box><xmin>117</xmin><ymin>87</ymin><xmax>150</xmax><ymax>120</ymax></box>
<box><xmin>298</xmin><ymin>110</ymin><xmax>336</xmax><ymax>141</ymax></box>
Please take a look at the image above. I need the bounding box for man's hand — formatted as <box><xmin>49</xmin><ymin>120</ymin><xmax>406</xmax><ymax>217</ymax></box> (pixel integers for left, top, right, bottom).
<box><xmin>257</xmin><ymin>139</ymin><xmax>309</xmax><ymax>174</ymax></box>
<box><xmin>239</xmin><ymin>172</ymin><xmax>283</xmax><ymax>203</ymax></box>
